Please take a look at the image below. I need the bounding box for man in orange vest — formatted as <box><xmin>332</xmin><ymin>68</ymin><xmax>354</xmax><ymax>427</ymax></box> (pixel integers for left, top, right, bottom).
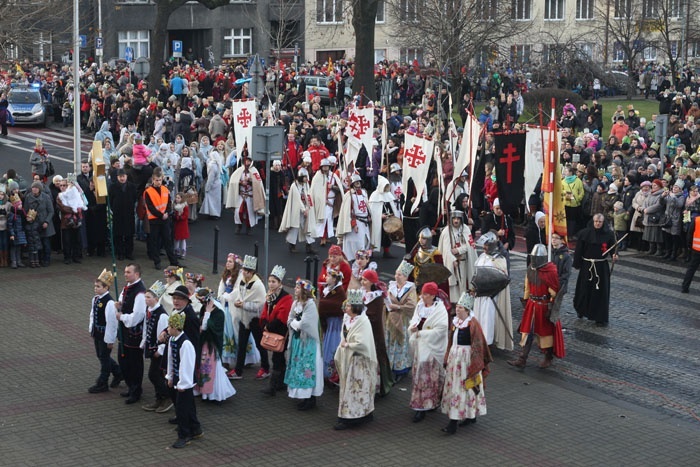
<box><xmin>681</xmin><ymin>216</ymin><xmax>700</xmax><ymax>293</ymax></box>
<box><xmin>144</xmin><ymin>167</ymin><xmax>180</xmax><ymax>270</ymax></box>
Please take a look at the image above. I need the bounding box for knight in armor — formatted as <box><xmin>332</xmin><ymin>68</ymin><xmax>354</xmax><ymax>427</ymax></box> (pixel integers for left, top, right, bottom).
<box><xmin>405</xmin><ymin>227</ymin><xmax>445</xmax><ymax>293</ymax></box>
<box><xmin>437</xmin><ymin>210</ymin><xmax>478</xmax><ymax>304</ymax></box>
<box><xmin>480</xmin><ymin>198</ymin><xmax>516</xmax><ymax>273</ymax></box>
<box><xmin>115</xmin><ymin>263</ymin><xmax>148</xmax><ymax>404</ymax></box>
<box><xmin>88</xmin><ymin>269</ymin><xmax>122</xmax><ymax>394</ymax></box>
<box><xmin>337</xmin><ymin>174</ymin><xmax>372</xmax><ymax>260</ymax></box>
<box><xmin>471</xmin><ymin>232</ymin><xmax>513</xmax><ymax>351</ymax></box>
<box><xmin>508</xmin><ymin>244</ymin><xmax>565</xmax><ymax>369</ymax></box>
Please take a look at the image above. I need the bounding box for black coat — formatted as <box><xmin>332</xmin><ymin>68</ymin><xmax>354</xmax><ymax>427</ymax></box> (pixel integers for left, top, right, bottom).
<box><xmin>108</xmin><ymin>181</ymin><xmax>138</xmax><ymax>235</ymax></box>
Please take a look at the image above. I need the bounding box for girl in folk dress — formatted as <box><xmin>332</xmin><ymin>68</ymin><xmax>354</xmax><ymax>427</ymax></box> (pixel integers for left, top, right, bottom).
<box><xmin>333</xmin><ymin>289</ymin><xmax>378</xmax><ymax>431</ymax></box>
<box><xmin>360</xmin><ymin>269</ymin><xmax>394</xmax><ymax>396</ymax></box>
<box><xmin>285</xmin><ymin>279</ymin><xmax>324</xmax><ymax>410</ymax></box>
<box><xmin>408</xmin><ymin>281</ymin><xmax>449</xmax><ymax>423</ymax></box>
<box><xmin>318</xmin><ymin>269</ymin><xmax>346</xmax><ymax>383</ymax></box>
<box><xmin>440</xmin><ymin>293</ymin><xmax>491</xmax><ymax>435</ymax></box>
<box><xmin>386</xmin><ymin>260</ymin><xmax>418</xmax><ymax>381</ymax></box>
<box><xmin>172</xmin><ymin>193</ymin><xmax>190</xmax><ymax>259</ymax></box>
<box><xmin>348</xmin><ymin>249</ymin><xmax>377</xmax><ymax>290</ymax></box>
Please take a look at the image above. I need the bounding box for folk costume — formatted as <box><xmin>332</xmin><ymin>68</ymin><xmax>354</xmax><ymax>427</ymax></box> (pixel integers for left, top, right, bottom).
<box><xmin>337</xmin><ymin>174</ymin><xmax>372</xmax><ymax>260</ymax></box>
<box><xmin>218</xmin><ymin>265</ymin><xmax>259</xmax><ymax>368</ymax></box>
<box><xmin>386</xmin><ymin>261</ymin><xmax>418</xmax><ymax>379</ymax></box>
<box><xmin>260</xmin><ymin>265</ymin><xmax>293</xmax><ymax>396</ymax></box>
<box><xmin>117</xmin><ymin>276</ymin><xmax>147</xmax><ymax>402</ymax></box>
<box><xmin>279</xmin><ymin>170</ymin><xmax>317</xmax><ymax>253</ymax></box>
<box><xmin>88</xmin><ymin>270</ymin><xmax>121</xmax><ymax>393</ymax></box>
<box><xmin>318</xmin><ymin>271</ymin><xmax>347</xmax><ymax>381</ymax></box>
<box><xmin>317</xmin><ymin>245</ymin><xmax>353</xmax><ymax>291</ymax></box>
<box><xmin>347</xmin><ymin>249</ymin><xmax>377</xmax><ymax>291</ymax></box>
<box><xmin>199</xmin><ymin>150</ymin><xmax>223</xmax><ymax>218</ymax></box>
<box><xmin>362</xmin><ymin>269</ymin><xmax>394</xmax><ymax>396</ymax></box>
<box><xmin>141</xmin><ymin>281</ymin><xmax>170</xmax><ymax>411</ymax></box>
<box><xmin>440</xmin><ymin>293</ymin><xmax>490</xmax><ymax>433</ymax></box>
<box><xmin>573</xmin><ymin>221</ymin><xmax>616</xmax><ymax>325</ymax></box>
<box><xmin>160</xmin><ymin>268</ymin><xmax>184</xmax><ymax>316</ymax></box>
<box><xmin>368</xmin><ymin>175</ymin><xmax>400</xmax><ymax>256</ymax></box>
<box><xmin>408</xmin><ymin>282</ymin><xmax>449</xmax><ymax>418</ymax></box>
<box><xmin>437</xmin><ymin>211</ymin><xmax>478</xmax><ymax>303</ymax></box>
<box><xmin>334</xmin><ymin>290</ymin><xmax>378</xmax><ymax>429</ymax></box>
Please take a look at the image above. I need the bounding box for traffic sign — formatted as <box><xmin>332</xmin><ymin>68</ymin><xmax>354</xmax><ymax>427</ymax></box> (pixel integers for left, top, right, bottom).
<box><xmin>95</xmin><ymin>37</ymin><xmax>103</xmax><ymax>49</ymax></box>
<box><xmin>124</xmin><ymin>46</ymin><xmax>134</xmax><ymax>62</ymax></box>
<box><xmin>172</xmin><ymin>40</ymin><xmax>182</xmax><ymax>58</ymax></box>
<box><xmin>79</xmin><ymin>35</ymin><xmax>87</xmax><ymax>48</ymax></box>
<box><xmin>252</xmin><ymin>126</ymin><xmax>284</xmax><ymax>161</ymax></box>
<box><xmin>132</xmin><ymin>57</ymin><xmax>150</xmax><ymax>80</ymax></box>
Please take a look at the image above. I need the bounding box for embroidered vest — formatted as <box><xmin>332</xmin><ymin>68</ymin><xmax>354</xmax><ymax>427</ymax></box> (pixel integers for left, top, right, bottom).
<box><xmin>144</xmin><ymin>305</ymin><xmax>166</xmax><ymax>358</ymax></box>
<box><xmin>120</xmin><ymin>280</ymin><xmax>146</xmax><ymax>348</ymax></box>
<box><xmin>169</xmin><ymin>333</ymin><xmax>191</xmax><ymax>386</ymax></box>
<box><xmin>91</xmin><ymin>293</ymin><xmax>113</xmax><ymax>337</ymax></box>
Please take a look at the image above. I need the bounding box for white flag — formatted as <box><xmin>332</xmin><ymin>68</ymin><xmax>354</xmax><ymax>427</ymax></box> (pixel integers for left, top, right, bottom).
<box><xmin>345</xmin><ymin>104</ymin><xmax>375</xmax><ymax>169</ymax></box>
<box><xmin>231</xmin><ymin>99</ymin><xmax>257</xmax><ymax>161</ymax></box>
<box><xmin>455</xmin><ymin>113</ymin><xmax>480</xmax><ymax>181</ymax></box>
<box><xmin>402</xmin><ymin>132</ymin><xmax>435</xmax><ymax>214</ymax></box>
<box><xmin>525</xmin><ymin>126</ymin><xmax>560</xmax><ymax>212</ymax></box>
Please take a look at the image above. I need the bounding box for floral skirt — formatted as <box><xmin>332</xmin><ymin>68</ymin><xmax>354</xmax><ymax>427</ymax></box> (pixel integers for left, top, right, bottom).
<box><xmin>440</xmin><ymin>345</ymin><xmax>486</xmax><ymax>420</ymax></box>
<box><xmin>409</xmin><ymin>357</ymin><xmax>445</xmax><ymax>411</ymax></box>
<box><xmin>222</xmin><ymin>305</ymin><xmax>260</xmax><ymax>366</ymax></box>
<box><xmin>197</xmin><ymin>343</ymin><xmax>236</xmax><ymax>402</ymax></box>
<box><xmin>386</xmin><ymin>324</ymin><xmax>412</xmax><ymax>375</ymax></box>
<box><xmin>285</xmin><ymin>335</ymin><xmax>323</xmax><ymax>399</ymax></box>
<box><xmin>337</xmin><ymin>355</ymin><xmax>377</xmax><ymax>419</ymax></box>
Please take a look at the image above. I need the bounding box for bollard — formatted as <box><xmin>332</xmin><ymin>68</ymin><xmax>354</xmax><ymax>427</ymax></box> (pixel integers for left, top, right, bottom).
<box><xmin>212</xmin><ymin>226</ymin><xmax>220</xmax><ymax>274</ymax></box>
<box><xmin>254</xmin><ymin>241</ymin><xmax>259</xmax><ymax>259</ymax></box>
<box><xmin>304</xmin><ymin>255</ymin><xmax>312</xmax><ymax>281</ymax></box>
<box><xmin>313</xmin><ymin>255</ymin><xmax>320</xmax><ymax>286</ymax></box>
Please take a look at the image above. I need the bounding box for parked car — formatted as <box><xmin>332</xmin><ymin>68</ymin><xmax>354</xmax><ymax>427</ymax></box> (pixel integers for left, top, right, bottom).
<box><xmin>6</xmin><ymin>84</ymin><xmax>47</xmax><ymax>126</ymax></box>
<box><xmin>295</xmin><ymin>75</ymin><xmax>352</xmax><ymax>105</ymax></box>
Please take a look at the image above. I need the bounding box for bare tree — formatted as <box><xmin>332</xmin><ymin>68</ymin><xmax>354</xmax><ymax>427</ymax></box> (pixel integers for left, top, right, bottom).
<box><xmin>594</xmin><ymin>0</ymin><xmax>645</xmax><ymax>73</ymax></box>
<box><xmin>147</xmin><ymin>0</ymin><xmax>230</xmax><ymax>94</ymax></box>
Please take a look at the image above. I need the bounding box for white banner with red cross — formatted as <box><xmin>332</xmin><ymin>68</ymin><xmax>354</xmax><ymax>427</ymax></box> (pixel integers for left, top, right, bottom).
<box><xmin>231</xmin><ymin>99</ymin><xmax>257</xmax><ymax>162</ymax></box>
<box><xmin>402</xmin><ymin>131</ymin><xmax>435</xmax><ymax>214</ymax></box>
<box><xmin>345</xmin><ymin>104</ymin><xmax>375</xmax><ymax>170</ymax></box>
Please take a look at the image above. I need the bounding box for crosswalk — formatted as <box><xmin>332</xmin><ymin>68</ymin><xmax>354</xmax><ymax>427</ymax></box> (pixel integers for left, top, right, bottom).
<box><xmin>1</xmin><ymin>127</ymin><xmax>93</xmax><ymax>164</ymax></box>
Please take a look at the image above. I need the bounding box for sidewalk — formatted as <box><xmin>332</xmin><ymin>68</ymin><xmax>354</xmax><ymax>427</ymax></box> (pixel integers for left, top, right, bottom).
<box><xmin>0</xmin><ymin>245</ymin><xmax>698</xmax><ymax>466</ymax></box>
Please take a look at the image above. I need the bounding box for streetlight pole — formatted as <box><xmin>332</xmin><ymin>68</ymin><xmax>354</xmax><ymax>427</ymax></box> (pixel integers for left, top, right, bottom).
<box><xmin>73</xmin><ymin>0</ymin><xmax>81</xmax><ymax>175</ymax></box>
<box><xmin>97</xmin><ymin>0</ymin><xmax>103</xmax><ymax>68</ymax></box>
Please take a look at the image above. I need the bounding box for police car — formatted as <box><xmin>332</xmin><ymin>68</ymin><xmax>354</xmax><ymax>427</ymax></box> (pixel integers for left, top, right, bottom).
<box><xmin>6</xmin><ymin>84</ymin><xmax>47</xmax><ymax>126</ymax></box>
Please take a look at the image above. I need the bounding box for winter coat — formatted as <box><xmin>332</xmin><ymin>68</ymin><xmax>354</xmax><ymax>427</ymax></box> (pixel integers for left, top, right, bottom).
<box><xmin>630</xmin><ymin>190</ymin><xmax>649</xmax><ymax>233</ymax></box>
<box><xmin>7</xmin><ymin>207</ymin><xmax>27</xmax><ymax>245</ymax></box>
<box><xmin>24</xmin><ymin>191</ymin><xmax>55</xmax><ymax>237</ymax></box>
<box><xmin>108</xmin><ymin>181</ymin><xmax>138</xmax><ymax>236</ymax></box>
<box><xmin>612</xmin><ymin>210</ymin><xmax>629</xmax><ymax>232</ymax></box>
<box><xmin>642</xmin><ymin>189</ymin><xmax>664</xmax><ymax>226</ymax></box>
<box><xmin>662</xmin><ymin>192</ymin><xmax>685</xmax><ymax>236</ymax></box>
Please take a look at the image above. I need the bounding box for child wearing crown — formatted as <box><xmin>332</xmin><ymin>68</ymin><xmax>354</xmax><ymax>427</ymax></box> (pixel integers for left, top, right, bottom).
<box><xmin>140</xmin><ymin>281</ymin><xmax>172</xmax><ymax>413</ymax></box>
<box><xmin>88</xmin><ymin>269</ymin><xmax>122</xmax><ymax>394</ymax></box>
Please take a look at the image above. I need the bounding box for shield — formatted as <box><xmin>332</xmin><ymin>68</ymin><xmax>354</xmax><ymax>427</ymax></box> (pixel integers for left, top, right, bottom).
<box><xmin>471</xmin><ymin>266</ymin><xmax>510</xmax><ymax>298</ymax></box>
<box><xmin>416</xmin><ymin>263</ymin><xmax>451</xmax><ymax>288</ymax></box>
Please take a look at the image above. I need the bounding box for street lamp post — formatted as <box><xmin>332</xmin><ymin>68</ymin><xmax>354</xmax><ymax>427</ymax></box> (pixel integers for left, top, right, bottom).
<box><xmin>73</xmin><ymin>0</ymin><xmax>81</xmax><ymax>174</ymax></box>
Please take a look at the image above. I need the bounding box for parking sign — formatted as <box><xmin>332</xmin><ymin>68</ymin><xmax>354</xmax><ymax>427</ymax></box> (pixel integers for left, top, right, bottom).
<box><xmin>95</xmin><ymin>37</ymin><xmax>103</xmax><ymax>49</ymax></box>
<box><xmin>79</xmin><ymin>35</ymin><xmax>87</xmax><ymax>49</ymax></box>
<box><xmin>172</xmin><ymin>40</ymin><xmax>182</xmax><ymax>58</ymax></box>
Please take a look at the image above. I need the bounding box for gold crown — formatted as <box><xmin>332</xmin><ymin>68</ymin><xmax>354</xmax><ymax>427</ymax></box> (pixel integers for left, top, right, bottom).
<box><xmin>97</xmin><ymin>268</ymin><xmax>116</xmax><ymax>287</ymax></box>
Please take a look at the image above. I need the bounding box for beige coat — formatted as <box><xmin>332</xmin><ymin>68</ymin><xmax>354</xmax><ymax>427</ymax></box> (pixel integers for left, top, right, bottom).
<box><xmin>225</xmin><ymin>165</ymin><xmax>265</xmax><ymax>213</ymax></box>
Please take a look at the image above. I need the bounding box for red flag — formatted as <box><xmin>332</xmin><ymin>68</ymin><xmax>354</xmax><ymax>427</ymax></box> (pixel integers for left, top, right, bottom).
<box><xmin>542</xmin><ymin>99</ymin><xmax>556</xmax><ymax>194</ymax></box>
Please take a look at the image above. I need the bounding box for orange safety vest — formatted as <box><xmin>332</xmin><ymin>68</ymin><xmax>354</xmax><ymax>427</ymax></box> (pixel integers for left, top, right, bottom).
<box><xmin>144</xmin><ymin>186</ymin><xmax>169</xmax><ymax>220</ymax></box>
<box><xmin>693</xmin><ymin>216</ymin><xmax>700</xmax><ymax>253</ymax></box>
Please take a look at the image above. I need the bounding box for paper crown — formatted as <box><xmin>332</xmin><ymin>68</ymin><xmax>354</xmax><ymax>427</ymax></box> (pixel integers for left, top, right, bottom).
<box><xmin>185</xmin><ymin>272</ymin><xmax>205</xmax><ymax>284</ymax></box>
<box><xmin>168</xmin><ymin>312</ymin><xmax>185</xmax><ymax>330</ymax></box>
<box><xmin>242</xmin><ymin>255</ymin><xmax>257</xmax><ymax>271</ymax></box>
<box><xmin>97</xmin><ymin>268</ymin><xmax>115</xmax><ymax>287</ymax></box>
<box><xmin>270</xmin><ymin>264</ymin><xmax>286</xmax><ymax>281</ymax></box>
<box><xmin>346</xmin><ymin>289</ymin><xmax>364</xmax><ymax>306</ymax></box>
<box><xmin>148</xmin><ymin>280</ymin><xmax>167</xmax><ymax>299</ymax></box>
<box><xmin>396</xmin><ymin>260</ymin><xmax>414</xmax><ymax>278</ymax></box>
<box><xmin>457</xmin><ymin>292</ymin><xmax>474</xmax><ymax>310</ymax></box>
<box><xmin>195</xmin><ymin>287</ymin><xmax>214</xmax><ymax>303</ymax></box>
<box><xmin>355</xmin><ymin>249</ymin><xmax>372</xmax><ymax>260</ymax></box>
<box><xmin>163</xmin><ymin>266</ymin><xmax>184</xmax><ymax>282</ymax></box>
<box><xmin>327</xmin><ymin>268</ymin><xmax>344</xmax><ymax>281</ymax></box>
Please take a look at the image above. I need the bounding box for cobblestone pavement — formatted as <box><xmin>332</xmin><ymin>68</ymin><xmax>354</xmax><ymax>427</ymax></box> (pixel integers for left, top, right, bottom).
<box><xmin>1</xmin><ymin>241</ymin><xmax>699</xmax><ymax>466</ymax></box>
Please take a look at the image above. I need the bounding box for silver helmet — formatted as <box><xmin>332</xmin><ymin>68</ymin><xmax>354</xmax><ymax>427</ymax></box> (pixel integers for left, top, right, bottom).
<box><xmin>476</xmin><ymin>231</ymin><xmax>499</xmax><ymax>255</ymax></box>
<box><xmin>529</xmin><ymin>243</ymin><xmax>549</xmax><ymax>269</ymax></box>
<box><xmin>418</xmin><ymin>227</ymin><xmax>433</xmax><ymax>240</ymax></box>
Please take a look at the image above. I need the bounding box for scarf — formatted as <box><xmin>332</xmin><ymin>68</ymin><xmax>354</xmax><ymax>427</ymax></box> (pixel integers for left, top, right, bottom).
<box><xmin>174</xmin><ymin>202</ymin><xmax>186</xmax><ymax>215</ymax></box>
<box><xmin>564</xmin><ymin>175</ymin><xmax>578</xmax><ymax>184</ymax></box>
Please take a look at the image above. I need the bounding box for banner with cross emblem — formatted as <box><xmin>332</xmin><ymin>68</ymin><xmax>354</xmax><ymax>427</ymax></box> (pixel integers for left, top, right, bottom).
<box><xmin>494</xmin><ymin>131</ymin><xmax>526</xmax><ymax>216</ymax></box>
<box><xmin>402</xmin><ymin>131</ymin><xmax>435</xmax><ymax>214</ymax></box>
<box><xmin>345</xmin><ymin>104</ymin><xmax>375</xmax><ymax>170</ymax></box>
<box><xmin>232</xmin><ymin>99</ymin><xmax>257</xmax><ymax>162</ymax></box>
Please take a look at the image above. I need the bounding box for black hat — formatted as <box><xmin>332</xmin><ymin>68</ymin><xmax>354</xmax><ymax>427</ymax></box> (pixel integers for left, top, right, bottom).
<box><xmin>169</xmin><ymin>285</ymin><xmax>191</xmax><ymax>301</ymax></box>
<box><xmin>116</xmin><ymin>168</ymin><xmax>127</xmax><ymax>176</ymax></box>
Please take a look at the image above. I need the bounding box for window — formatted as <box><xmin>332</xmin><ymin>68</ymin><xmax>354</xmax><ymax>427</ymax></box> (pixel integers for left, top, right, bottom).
<box><xmin>544</xmin><ymin>0</ymin><xmax>564</xmax><ymax>19</ymax></box>
<box><xmin>512</xmin><ymin>0</ymin><xmax>531</xmax><ymax>20</ymax></box>
<box><xmin>542</xmin><ymin>44</ymin><xmax>563</xmax><ymax>64</ymax></box>
<box><xmin>643</xmin><ymin>43</ymin><xmax>657</xmax><ymax>61</ymax></box>
<box><xmin>669</xmin><ymin>40</ymin><xmax>680</xmax><ymax>59</ymax></box>
<box><xmin>576</xmin><ymin>0</ymin><xmax>594</xmax><ymax>19</ymax></box>
<box><xmin>400</xmin><ymin>48</ymin><xmax>423</xmax><ymax>65</ymax></box>
<box><xmin>689</xmin><ymin>42</ymin><xmax>700</xmax><ymax>58</ymax></box>
<box><xmin>375</xmin><ymin>49</ymin><xmax>386</xmax><ymax>63</ymax></box>
<box><xmin>115</xmin><ymin>0</ymin><xmax>150</xmax><ymax>3</ymax></box>
<box><xmin>376</xmin><ymin>0</ymin><xmax>385</xmax><ymax>23</ymax></box>
<box><xmin>224</xmin><ymin>28</ymin><xmax>252</xmax><ymax>56</ymax></box>
<box><xmin>612</xmin><ymin>42</ymin><xmax>626</xmax><ymax>62</ymax></box>
<box><xmin>399</xmin><ymin>0</ymin><xmax>419</xmax><ymax>22</ymax></box>
<box><xmin>4</xmin><ymin>42</ymin><xmax>18</xmax><ymax>60</ymax></box>
<box><xmin>577</xmin><ymin>42</ymin><xmax>594</xmax><ymax>59</ymax></box>
<box><xmin>118</xmin><ymin>30</ymin><xmax>149</xmax><ymax>59</ymax></box>
<box><xmin>510</xmin><ymin>44</ymin><xmax>531</xmax><ymax>66</ymax></box>
<box><xmin>476</xmin><ymin>0</ymin><xmax>498</xmax><ymax>21</ymax></box>
<box><xmin>316</xmin><ymin>0</ymin><xmax>343</xmax><ymax>23</ymax></box>
<box><xmin>614</xmin><ymin>0</ymin><xmax>631</xmax><ymax>18</ymax></box>
<box><xmin>476</xmin><ymin>46</ymin><xmax>499</xmax><ymax>66</ymax></box>
<box><xmin>642</xmin><ymin>0</ymin><xmax>658</xmax><ymax>18</ymax></box>
<box><xmin>668</xmin><ymin>0</ymin><xmax>681</xmax><ymax>17</ymax></box>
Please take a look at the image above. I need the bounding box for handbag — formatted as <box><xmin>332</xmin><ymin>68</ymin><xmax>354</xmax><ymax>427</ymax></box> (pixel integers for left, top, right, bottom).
<box><xmin>46</xmin><ymin>160</ymin><xmax>55</xmax><ymax>177</ymax></box>
<box><xmin>261</xmin><ymin>330</ymin><xmax>286</xmax><ymax>353</ymax></box>
<box><xmin>648</xmin><ymin>212</ymin><xmax>661</xmax><ymax>224</ymax></box>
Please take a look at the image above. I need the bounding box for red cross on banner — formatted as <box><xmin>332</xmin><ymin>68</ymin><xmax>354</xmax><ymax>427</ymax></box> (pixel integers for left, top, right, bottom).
<box><xmin>237</xmin><ymin>108</ymin><xmax>253</xmax><ymax>128</ymax></box>
<box><xmin>348</xmin><ymin>113</ymin><xmax>371</xmax><ymax>140</ymax></box>
<box><xmin>493</xmin><ymin>132</ymin><xmax>526</xmax><ymax>216</ymax></box>
<box><xmin>499</xmin><ymin>142</ymin><xmax>521</xmax><ymax>183</ymax></box>
<box><xmin>404</xmin><ymin>144</ymin><xmax>426</xmax><ymax>168</ymax></box>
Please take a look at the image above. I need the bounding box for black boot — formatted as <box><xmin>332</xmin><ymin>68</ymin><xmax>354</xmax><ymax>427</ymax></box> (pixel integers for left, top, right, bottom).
<box><xmin>441</xmin><ymin>419</ymin><xmax>458</xmax><ymax>434</ymax></box>
<box><xmin>646</xmin><ymin>244</ymin><xmax>657</xmax><ymax>256</ymax></box>
<box><xmin>305</xmin><ymin>243</ymin><xmax>317</xmax><ymax>254</ymax></box>
<box><xmin>298</xmin><ymin>396</ymin><xmax>316</xmax><ymax>411</ymax></box>
<box><xmin>261</xmin><ymin>370</ymin><xmax>281</xmax><ymax>396</ymax></box>
<box><xmin>88</xmin><ymin>381</ymin><xmax>109</xmax><ymax>393</ymax></box>
<box><xmin>669</xmin><ymin>246</ymin><xmax>679</xmax><ymax>261</ymax></box>
<box><xmin>288</xmin><ymin>243</ymin><xmax>297</xmax><ymax>253</ymax></box>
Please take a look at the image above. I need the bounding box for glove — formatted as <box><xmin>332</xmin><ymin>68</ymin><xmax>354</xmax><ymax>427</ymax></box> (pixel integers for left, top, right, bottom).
<box><xmin>290</xmin><ymin>319</ymin><xmax>301</xmax><ymax>332</ymax></box>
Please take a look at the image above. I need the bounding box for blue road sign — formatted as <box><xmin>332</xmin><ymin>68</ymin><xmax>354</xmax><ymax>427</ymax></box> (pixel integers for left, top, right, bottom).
<box><xmin>79</xmin><ymin>35</ymin><xmax>87</xmax><ymax>49</ymax></box>
<box><xmin>124</xmin><ymin>46</ymin><xmax>134</xmax><ymax>62</ymax></box>
<box><xmin>95</xmin><ymin>37</ymin><xmax>103</xmax><ymax>49</ymax></box>
<box><xmin>172</xmin><ymin>40</ymin><xmax>182</xmax><ymax>58</ymax></box>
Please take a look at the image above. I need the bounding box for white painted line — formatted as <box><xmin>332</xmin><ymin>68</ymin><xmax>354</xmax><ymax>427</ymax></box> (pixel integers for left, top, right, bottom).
<box><xmin>21</xmin><ymin>130</ymin><xmax>74</xmax><ymax>143</ymax></box>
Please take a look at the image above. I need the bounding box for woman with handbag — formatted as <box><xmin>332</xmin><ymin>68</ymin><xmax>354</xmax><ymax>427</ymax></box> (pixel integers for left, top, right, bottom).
<box><xmin>285</xmin><ymin>279</ymin><xmax>323</xmax><ymax>411</ymax></box>
<box><xmin>642</xmin><ymin>179</ymin><xmax>666</xmax><ymax>256</ymax></box>
<box><xmin>661</xmin><ymin>180</ymin><xmax>686</xmax><ymax>261</ymax></box>
<box><xmin>260</xmin><ymin>265</ymin><xmax>293</xmax><ymax>396</ymax></box>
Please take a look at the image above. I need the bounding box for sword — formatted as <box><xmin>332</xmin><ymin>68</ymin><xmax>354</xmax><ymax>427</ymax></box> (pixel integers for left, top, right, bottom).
<box><xmin>601</xmin><ymin>233</ymin><xmax>628</xmax><ymax>257</ymax></box>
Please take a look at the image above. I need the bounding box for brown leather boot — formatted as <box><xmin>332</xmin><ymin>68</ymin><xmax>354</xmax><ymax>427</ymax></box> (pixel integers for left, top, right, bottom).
<box><xmin>539</xmin><ymin>349</ymin><xmax>554</xmax><ymax>369</ymax></box>
<box><xmin>507</xmin><ymin>339</ymin><xmax>532</xmax><ymax>368</ymax></box>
